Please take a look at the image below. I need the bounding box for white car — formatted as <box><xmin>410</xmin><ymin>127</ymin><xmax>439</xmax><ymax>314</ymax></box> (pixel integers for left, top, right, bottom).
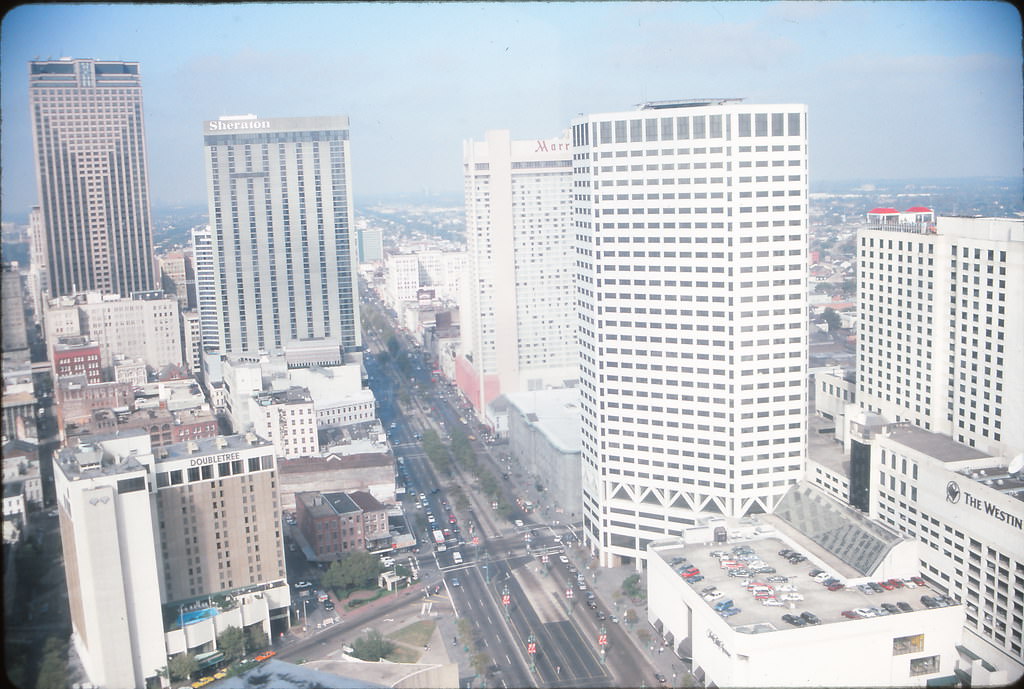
<box><xmin>780</xmin><ymin>593</ymin><xmax>804</xmax><ymax>602</ymax></box>
<box><xmin>559</xmin><ymin>555</ymin><xmax>569</xmax><ymax>564</ymax></box>
<box><xmin>514</xmin><ymin>519</ymin><xmax>525</xmax><ymax>527</ymax></box>
<box><xmin>703</xmin><ymin>591</ymin><xmax>725</xmax><ymax>602</ymax></box>
<box><xmin>761</xmin><ymin>598</ymin><xmax>785</xmax><ymax>607</ymax></box>
<box><xmin>812</xmin><ymin>572</ymin><xmax>831</xmax><ymax>583</ymax></box>
<box><xmin>854</xmin><ymin>607</ymin><xmax>877</xmax><ymax>618</ymax></box>
<box><xmin>777</xmin><ymin>583</ymin><xmax>798</xmax><ymax>592</ymax></box>
<box><xmin>901</xmin><ymin>579</ymin><xmax>918</xmax><ymax>589</ymax></box>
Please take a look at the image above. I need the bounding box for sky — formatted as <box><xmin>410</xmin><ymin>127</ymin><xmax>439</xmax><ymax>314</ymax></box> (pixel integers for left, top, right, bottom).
<box><xmin>1</xmin><ymin>1</ymin><xmax>1021</xmax><ymax>218</ymax></box>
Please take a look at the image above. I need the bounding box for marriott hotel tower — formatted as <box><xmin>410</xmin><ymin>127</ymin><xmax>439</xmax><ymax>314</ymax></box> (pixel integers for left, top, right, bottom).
<box><xmin>570</xmin><ymin>100</ymin><xmax>809</xmax><ymax>567</ymax></box>
<box><xmin>201</xmin><ymin>115</ymin><xmax>360</xmax><ymax>356</ymax></box>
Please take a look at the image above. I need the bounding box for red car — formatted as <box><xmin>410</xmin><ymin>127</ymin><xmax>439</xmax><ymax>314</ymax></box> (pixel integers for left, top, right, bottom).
<box><xmin>841</xmin><ymin>610</ymin><xmax>861</xmax><ymax>619</ymax></box>
<box><xmin>887</xmin><ymin>579</ymin><xmax>904</xmax><ymax>588</ymax></box>
<box><xmin>826</xmin><ymin>583</ymin><xmax>845</xmax><ymax>591</ymax></box>
<box><xmin>878</xmin><ymin>581</ymin><xmax>895</xmax><ymax>590</ymax></box>
<box><xmin>681</xmin><ymin>569</ymin><xmax>702</xmax><ymax>578</ymax></box>
<box><xmin>911</xmin><ymin>576</ymin><xmax>926</xmax><ymax>586</ymax></box>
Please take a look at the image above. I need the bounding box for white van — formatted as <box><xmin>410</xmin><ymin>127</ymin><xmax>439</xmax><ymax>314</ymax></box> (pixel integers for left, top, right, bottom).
<box><xmin>452</xmin><ymin>551</ymin><xmax>463</xmax><ymax>565</ymax></box>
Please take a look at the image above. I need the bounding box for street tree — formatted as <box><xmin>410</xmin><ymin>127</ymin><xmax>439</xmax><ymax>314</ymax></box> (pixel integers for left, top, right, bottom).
<box><xmin>217</xmin><ymin>625</ymin><xmax>246</xmax><ymax>661</ymax></box>
<box><xmin>322</xmin><ymin>551</ymin><xmax>382</xmax><ymax>595</ymax></box>
<box><xmin>167</xmin><ymin>652</ymin><xmax>199</xmax><ymax>682</ymax></box>
<box><xmin>34</xmin><ymin>637</ymin><xmax>68</xmax><ymax>689</ymax></box>
<box><xmin>822</xmin><ymin>307</ymin><xmax>842</xmax><ymax>333</ymax></box>
<box><xmin>351</xmin><ymin>629</ymin><xmax>395</xmax><ymax>661</ymax></box>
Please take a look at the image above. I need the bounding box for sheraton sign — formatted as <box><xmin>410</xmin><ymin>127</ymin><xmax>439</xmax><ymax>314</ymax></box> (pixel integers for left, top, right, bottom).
<box><xmin>207</xmin><ymin>119</ymin><xmax>271</xmax><ymax>132</ymax></box>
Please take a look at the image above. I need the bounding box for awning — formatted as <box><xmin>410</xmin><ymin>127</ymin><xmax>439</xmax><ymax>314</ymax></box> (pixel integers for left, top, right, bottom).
<box><xmin>925</xmin><ymin>675</ymin><xmax>960</xmax><ymax>687</ymax></box>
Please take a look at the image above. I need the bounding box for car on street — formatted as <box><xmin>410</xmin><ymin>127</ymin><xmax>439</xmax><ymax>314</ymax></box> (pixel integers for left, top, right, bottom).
<box><xmin>559</xmin><ymin>555</ymin><xmax>569</xmax><ymax>564</ymax></box>
<box><xmin>295</xmin><ymin>581</ymin><xmax>312</xmax><ymax>589</ymax></box>
<box><xmin>514</xmin><ymin>519</ymin><xmax>524</xmax><ymax>527</ymax></box>
<box><xmin>655</xmin><ymin>673</ymin><xmax>667</xmax><ymax>684</ymax></box>
<box><xmin>596</xmin><ymin>611</ymin><xmax>606</xmax><ymax>620</ymax></box>
<box><xmin>609</xmin><ymin>614</ymin><xmax>619</xmax><ymax>623</ymax></box>
<box><xmin>323</xmin><ymin>600</ymin><xmax>335</xmax><ymax>611</ymax></box>
<box><xmin>451</xmin><ymin>577</ymin><xmax>461</xmax><ymax>587</ymax></box>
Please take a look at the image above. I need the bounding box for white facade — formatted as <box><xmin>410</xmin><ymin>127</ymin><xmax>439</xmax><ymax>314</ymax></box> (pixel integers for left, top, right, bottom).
<box><xmin>202</xmin><ymin>115</ymin><xmax>360</xmax><ymax>356</ymax></box>
<box><xmin>857</xmin><ymin>216</ymin><xmax>1023</xmax><ymax>457</ymax></box>
<box><xmin>571</xmin><ymin>100</ymin><xmax>809</xmax><ymax>566</ymax></box>
<box><xmin>181</xmin><ymin>309</ymin><xmax>202</xmax><ymax>374</ymax></box>
<box><xmin>53</xmin><ymin>436</ymin><xmax>168</xmax><ymax>689</ymax></box>
<box><xmin>865</xmin><ymin>425</ymin><xmax>1024</xmax><ymax>674</ymax></box>
<box><xmin>44</xmin><ymin>290</ymin><xmax>183</xmax><ymax>374</ymax></box>
<box><xmin>648</xmin><ymin>537</ymin><xmax>966</xmax><ymax>687</ymax></box>
<box><xmin>249</xmin><ymin>388</ymin><xmax>319</xmax><ymax>459</ymax></box>
<box><xmin>54</xmin><ymin>431</ymin><xmax>291</xmax><ymax>689</ymax></box>
<box><xmin>191</xmin><ymin>225</ymin><xmax>220</xmax><ymax>353</ymax></box>
<box><xmin>384</xmin><ymin>252</ymin><xmax>421</xmax><ymax>306</ymax></box>
<box><xmin>459</xmin><ymin>129</ymin><xmax>577</xmax><ymax>413</ymax></box>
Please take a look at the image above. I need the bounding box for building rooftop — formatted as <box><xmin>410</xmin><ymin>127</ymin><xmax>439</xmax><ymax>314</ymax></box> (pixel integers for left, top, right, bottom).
<box><xmin>503</xmin><ymin>388</ymin><xmax>582</xmax><ymax>455</ymax></box>
<box><xmin>884</xmin><ymin>425</ymin><xmax>992</xmax><ymax>463</ymax></box>
<box><xmin>298</xmin><ymin>490</ymin><xmax>361</xmax><ymax>518</ymax></box>
<box><xmin>774</xmin><ymin>484</ymin><xmax>907</xmax><ymax>576</ymax></box>
<box><xmin>349</xmin><ymin>490</ymin><xmax>385</xmax><ymax>513</ymax></box>
<box><xmin>807</xmin><ymin>414</ymin><xmax>849</xmax><ymax>477</ymax></box>
<box><xmin>156</xmin><ymin>433</ymin><xmax>271</xmax><ymax>464</ymax></box>
<box><xmin>650</xmin><ymin>535</ymin><xmax>948</xmax><ymax>633</ymax></box>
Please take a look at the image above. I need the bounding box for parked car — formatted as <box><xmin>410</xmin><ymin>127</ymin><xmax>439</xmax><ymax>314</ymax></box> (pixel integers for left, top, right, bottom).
<box><xmin>901</xmin><ymin>578</ymin><xmax>918</xmax><ymax>589</ymax></box>
<box><xmin>713</xmin><ymin>599</ymin><xmax>734</xmax><ymax>612</ymax></box>
<box><xmin>826</xmin><ymin>583</ymin><xmax>845</xmax><ymax>591</ymax></box>
<box><xmin>704</xmin><ymin>591</ymin><xmax>725</xmax><ymax>602</ymax></box>
<box><xmin>720</xmin><ymin>607</ymin><xmax>741</xmax><ymax>618</ymax></box>
<box><xmin>767</xmin><ymin>575</ymin><xmax>789</xmax><ymax>583</ymax></box>
<box><xmin>911</xmin><ymin>576</ymin><xmax>926</xmax><ymax>586</ymax></box>
<box><xmin>781</xmin><ymin>614</ymin><xmax>806</xmax><ymax>627</ymax></box>
<box><xmin>896</xmin><ymin>602</ymin><xmax>914</xmax><ymax>613</ymax></box>
<box><xmin>780</xmin><ymin>593</ymin><xmax>804</xmax><ymax>602</ymax></box>
<box><xmin>881</xmin><ymin>603</ymin><xmax>900</xmax><ymax>614</ymax></box>
<box><xmin>688</xmin><ymin>575</ymin><xmax>705</xmax><ymax>584</ymax></box>
<box><xmin>868</xmin><ymin>582</ymin><xmax>885</xmax><ymax>593</ymax></box>
<box><xmin>853</xmin><ymin>607</ymin><xmax>876</xmax><ymax>617</ymax></box>
<box><xmin>800</xmin><ymin>611</ymin><xmax>821</xmax><ymax>625</ymax></box>
<box><xmin>841</xmin><ymin>610</ymin><xmax>861</xmax><ymax>619</ymax></box>
<box><xmin>920</xmin><ymin>595</ymin><xmax>939</xmax><ymax>608</ymax></box>
<box><xmin>762</xmin><ymin>598</ymin><xmax>784</xmax><ymax>607</ymax></box>
<box><xmin>878</xmin><ymin>580</ymin><xmax>895</xmax><ymax>590</ymax></box>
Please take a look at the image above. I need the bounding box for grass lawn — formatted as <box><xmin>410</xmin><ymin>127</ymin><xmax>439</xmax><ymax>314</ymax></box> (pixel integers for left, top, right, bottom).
<box><xmin>387</xmin><ymin>619</ymin><xmax>436</xmax><ymax>647</ymax></box>
<box><xmin>384</xmin><ymin>645</ymin><xmax>421</xmax><ymax>664</ymax></box>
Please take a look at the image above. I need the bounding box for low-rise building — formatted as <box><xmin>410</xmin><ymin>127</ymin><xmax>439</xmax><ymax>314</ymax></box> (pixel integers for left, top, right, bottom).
<box><xmin>648</xmin><ymin>532</ymin><xmax>965</xmax><ymax>688</ymax></box>
<box><xmin>52</xmin><ymin>336</ymin><xmax>102</xmax><ymax>383</ymax></box>
<box><xmin>295</xmin><ymin>491</ymin><xmax>365</xmax><ymax>561</ymax></box>
<box><xmin>504</xmin><ymin>387</ymin><xmax>582</xmax><ymax>520</ymax></box>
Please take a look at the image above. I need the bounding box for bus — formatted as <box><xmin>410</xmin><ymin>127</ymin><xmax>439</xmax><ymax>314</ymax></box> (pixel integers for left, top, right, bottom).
<box><xmin>433</xmin><ymin>529</ymin><xmax>446</xmax><ymax>551</ymax></box>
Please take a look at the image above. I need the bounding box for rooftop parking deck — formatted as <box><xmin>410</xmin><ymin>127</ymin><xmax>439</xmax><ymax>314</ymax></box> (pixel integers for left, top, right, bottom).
<box><xmin>654</xmin><ymin>537</ymin><xmax>950</xmax><ymax>633</ymax></box>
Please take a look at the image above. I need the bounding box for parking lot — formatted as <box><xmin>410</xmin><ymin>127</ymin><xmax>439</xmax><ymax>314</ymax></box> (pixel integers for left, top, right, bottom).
<box><xmin>657</xmin><ymin>537</ymin><xmax>944</xmax><ymax>629</ymax></box>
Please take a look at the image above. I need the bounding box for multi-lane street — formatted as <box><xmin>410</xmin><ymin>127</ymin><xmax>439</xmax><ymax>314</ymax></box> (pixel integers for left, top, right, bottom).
<box><xmin>355</xmin><ymin>291</ymin><xmax>663</xmax><ymax>687</ymax></box>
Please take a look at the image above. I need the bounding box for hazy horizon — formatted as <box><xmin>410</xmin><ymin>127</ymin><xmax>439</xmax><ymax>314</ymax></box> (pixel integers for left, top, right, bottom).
<box><xmin>2</xmin><ymin>2</ymin><xmax>1021</xmax><ymax>218</ymax></box>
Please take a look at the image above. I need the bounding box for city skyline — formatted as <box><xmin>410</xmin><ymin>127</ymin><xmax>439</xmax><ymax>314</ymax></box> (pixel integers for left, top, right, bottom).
<box><xmin>2</xmin><ymin>1</ymin><xmax>1021</xmax><ymax>219</ymax></box>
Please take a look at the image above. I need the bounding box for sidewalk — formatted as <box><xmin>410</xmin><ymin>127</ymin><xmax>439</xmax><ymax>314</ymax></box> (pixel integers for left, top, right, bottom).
<box><xmin>568</xmin><ymin>546</ymin><xmax>693</xmax><ymax>687</ymax></box>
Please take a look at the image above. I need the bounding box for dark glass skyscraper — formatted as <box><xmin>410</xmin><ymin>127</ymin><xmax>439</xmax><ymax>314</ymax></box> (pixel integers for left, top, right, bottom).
<box><xmin>28</xmin><ymin>58</ymin><xmax>156</xmax><ymax>298</ymax></box>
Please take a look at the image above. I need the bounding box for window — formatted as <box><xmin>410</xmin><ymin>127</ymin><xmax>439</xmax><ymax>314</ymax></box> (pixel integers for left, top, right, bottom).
<box><xmin>755</xmin><ymin>113</ymin><xmax>768</xmax><ymax>136</ymax></box>
<box><xmin>738</xmin><ymin>113</ymin><xmax>751</xmax><ymax>137</ymax></box>
<box><xmin>893</xmin><ymin>634</ymin><xmax>924</xmax><ymax>655</ymax></box>
<box><xmin>909</xmin><ymin>656</ymin><xmax>939</xmax><ymax>676</ymax></box>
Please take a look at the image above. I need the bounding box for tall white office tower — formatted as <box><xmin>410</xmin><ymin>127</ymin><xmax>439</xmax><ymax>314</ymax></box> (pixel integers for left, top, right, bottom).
<box><xmin>857</xmin><ymin>215</ymin><xmax>1023</xmax><ymax>457</ymax></box>
<box><xmin>571</xmin><ymin>100</ymin><xmax>809</xmax><ymax>566</ymax></box>
<box><xmin>201</xmin><ymin>115</ymin><xmax>360</xmax><ymax>356</ymax></box>
<box><xmin>29</xmin><ymin>58</ymin><xmax>157</xmax><ymax>298</ymax></box>
<box><xmin>458</xmin><ymin>130</ymin><xmax>576</xmax><ymax>416</ymax></box>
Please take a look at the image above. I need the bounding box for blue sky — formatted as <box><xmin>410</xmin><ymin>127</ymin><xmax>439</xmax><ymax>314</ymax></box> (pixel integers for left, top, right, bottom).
<box><xmin>2</xmin><ymin>1</ymin><xmax>1020</xmax><ymax>216</ymax></box>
